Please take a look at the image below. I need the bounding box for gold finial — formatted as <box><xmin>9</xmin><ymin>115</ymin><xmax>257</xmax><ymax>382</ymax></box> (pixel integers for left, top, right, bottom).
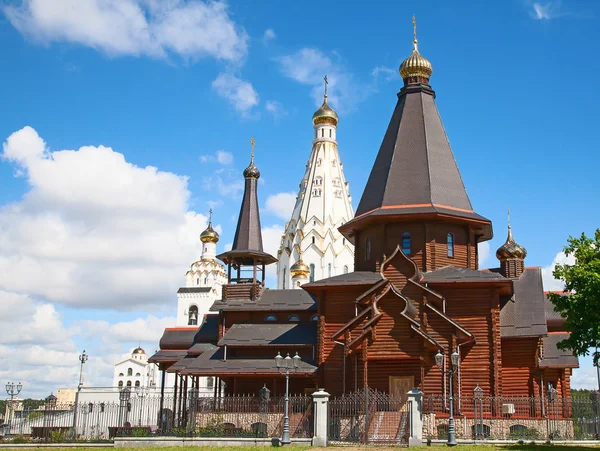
<box><xmin>250</xmin><ymin>136</ymin><xmax>256</xmax><ymax>163</ymax></box>
<box><xmin>209</xmin><ymin>208</ymin><xmax>213</xmax><ymax>225</ymax></box>
<box><xmin>412</xmin><ymin>15</ymin><xmax>418</xmax><ymax>50</ymax></box>
<box><xmin>324</xmin><ymin>75</ymin><xmax>328</xmax><ymax>99</ymax></box>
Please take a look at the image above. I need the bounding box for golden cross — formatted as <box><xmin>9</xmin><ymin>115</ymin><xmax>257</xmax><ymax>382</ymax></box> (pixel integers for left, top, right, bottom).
<box><xmin>412</xmin><ymin>15</ymin><xmax>417</xmax><ymax>42</ymax></box>
<box><xmin>324</xmin><ymin>75</ymin><xmax>328</xmax><ymax>98</ymax></box>
<box><xmin>507</xmin><ymin>207</ymin><xmax>511</xmax><ymax>228</ymax></box>
<box><xmin>209</xmin><ymin>208</ymin><xmax>213</xmax><ymax>224</ymax></box>
<box><xmin>250</xmin><ymin>136</ymin><xmax>256</xmax><ymax>162</ymax></box>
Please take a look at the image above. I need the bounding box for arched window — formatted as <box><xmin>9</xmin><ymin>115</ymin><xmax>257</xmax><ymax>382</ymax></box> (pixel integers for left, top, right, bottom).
<box><xmin>447</xmin><ymin>233</ymin><xmax>454</xmax><ymax>258</ymax></box>
<box><xmin>311</xmin><ymin>315</ymin><xmax>319</xmax><ymax>322</ymax></box>
<box><xmin>126</xmin><ymin>381</ymin><xmax>132</xmax><ymax>387</ymax></box>
<box><xmin>402</xmin><ymin>232</ymin><xmax>411</xmax><ymax>255</ymax></box>
<box><xmin>343</xmin><ymin>238</ymin><xmax>345</xmax><ymax>245</ymax></box>
<box><xmin>329</xmin><ymin>129</ymin><xmax>332</xmax><ymax>138</ymax></box>
<box><xmin>127</xmin><ymin>368</ymin><xmax>133</xmax><ymax>377</ymax></box>
<box><xmin>343</xmin><ymin>265</ymin><xmax>349</xmax><ymax>274</ymax></box>
<box><xmin>135</xmin><ymin>373</ymin><xmax>141</xmax><ymax>377</ymax></box>
<box><xmin>265</xmin><ymin>315</ymin><xmax>277</xmax><ymax>321</ymax></box>
<box><xmin>289</xmin><ymin>315</ymin><xmax>299</xmax><ymax>322</ymax></box>
<box><xmin>309</xmin><ymin>264</ymin><xmax>315</xmax><ymax>282</ymax></box>
<box><xmin>282</xmin><ymin>267</ymin><xmax>286</xmax><ymax>289</ymax></box>
<box><xmin>135</xmin><ymin>380</ymin><xmax>140</xmax><ymax>387</ymax></box>
<box><xmin>119</xmin><ymin>373</ymin><xmax>124</xmax><ymax>377</ymax></box>
<box><xmin>188</xmin><ymin>305</ymin><xmax>198</xmax><ymax>326</ymax></box>
<box><xmin>196</xmin><ymin>278</ymin><xmax>199</xmax><ymax>285</ymax></box>
<box><xmin>365</xmin><ymin>238</ymin><xmax>371</xmax><ymax>262</ymax></box>
<box><xmin>321</xmin><ymin>128</ymin><xmax>324</xmax><ymax>137</ymax></box>
<box><xmin>328</xmin><ymin>263</ymin><xmax>332</xmax><ymax>277</ymax></box>
<box><xmin>204</xmin><ymin>277</ymin><xmax>207</xmax><ymax>284</ymax></box>
<box><xmin>118</xmin><ymin>381</ymin><xmax>123</xmax><ymax>387</ymax></box>
<box><xmin>312</xmin><ymin>236</ymin><xmax>315</xmax><ymax>244</ymax></box>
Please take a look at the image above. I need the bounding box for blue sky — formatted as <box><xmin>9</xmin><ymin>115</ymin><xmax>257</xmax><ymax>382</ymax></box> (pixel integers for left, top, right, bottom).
<box><xmin>0</xmin><ymin>0</ymin><xmax>599</xmax><ymax>397</ymax></box>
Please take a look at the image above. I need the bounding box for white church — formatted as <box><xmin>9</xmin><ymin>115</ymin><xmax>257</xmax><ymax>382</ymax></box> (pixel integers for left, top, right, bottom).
<box><xmin>276</xmin><ymin>81</ymin><xmax>355</xmax><ymax>288</ymax></box>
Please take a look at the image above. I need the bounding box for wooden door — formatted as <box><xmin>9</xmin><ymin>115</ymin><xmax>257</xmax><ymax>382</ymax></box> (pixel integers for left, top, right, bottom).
<box><xmin>389</xmin><ymin>376</ymin><xmax>414</xmax><ymax>401</ymax></box>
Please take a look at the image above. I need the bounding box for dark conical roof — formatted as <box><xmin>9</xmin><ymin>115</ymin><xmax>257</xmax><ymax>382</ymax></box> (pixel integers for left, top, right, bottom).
<box><xmin>341</xmin><ymin>82</ymin><xmax>492</xmax><ymax>241</ymax></box>
<box><xmin>217</xmin><ymin>154</ymin><xmax>276</xmax><ymax>265</ymax></box>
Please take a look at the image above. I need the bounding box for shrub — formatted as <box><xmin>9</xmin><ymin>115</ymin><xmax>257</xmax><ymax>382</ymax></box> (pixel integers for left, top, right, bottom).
<box><xmin>131</xmin><ymin>428</ymin><xmax>150</xmax><ymax>437</ymax></box>
<box><xmin>51</xmin><ymin>428</ymin><xmax>75</xmax><ymax>443</ymax></box>
<box><xmin>509</xmin><ymin>426</ymin><xmax>539</xmax><ymax>440</ymax></box>
<box><xmin>11</xmin><ymin>435</ymin><xmax>30</xmax><ymax>444</ymax></box>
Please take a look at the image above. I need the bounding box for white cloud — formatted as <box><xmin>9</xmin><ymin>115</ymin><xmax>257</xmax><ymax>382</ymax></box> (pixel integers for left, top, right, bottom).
<box><xmin>212</xmin><ymin>72</ymin><xmax>259</xmax><ymax>116</ymax></box>
<box><xmin>200</xmin><ymin>150</ymin><xmax>234</xmax><ymax>165</ymax></box>
<box><xmin>541</xmin><ymin>250</ymin><xmax>575</xmax><ymax>291</ymax></box>
<box><xmin>265</xmin><ymin>100</ymin><xmax>287</xmax><ymax>119</ymax></box>
<box><xmin>216</xmin><ymin>150</ymin><xmax>233</xmax><ymax>165</ymax></box>
<box><xmin>263</xmin><ymin>28</ymin><xmax>275</xmax><ymax>41</ymax></box>
<box><xmin>277</xmin><ymin>48</ymin><xmax>373</xmax><ymax>114</ymax></box>
<box><xmin>571</xmin><ymin>366</ymin><xmax>599</xmax><ymax>390</ymax></box>
<box><xmin>202</xmin><ymin>167</ymin><xmax>244</xmax><ymax>198</ymax></box>
<box><xmin>261</xmin><ymin>224</ymin><xmax>285</xmax><ymax>285</ymax></box>
<box><xmin>0</xmin><ymin>126</ymin><xmax>209</xmax><ymax>310</ymax></box>
<box><xmin>265</xmin><ymin>192</ymin><xmax>296</xmax><ymax>221</ymax></box>
<box><xmin>531</xmin><ymin>1</ymin><xmax>563</xmax><ymax>20</ymax></box>
<box><xmin>372</xmin><ymin>66</ymin><xmax>397</xmax><ymax>81</ymax></box>
<box><xmin>478</xmin><ymin>241</ymin><xmax>491</xmax><ymax>268</ymax></box>
<box><xmin>3</xmin><ymin>0</ymin><xmax>248</xmax><ymax>63</ymax></box>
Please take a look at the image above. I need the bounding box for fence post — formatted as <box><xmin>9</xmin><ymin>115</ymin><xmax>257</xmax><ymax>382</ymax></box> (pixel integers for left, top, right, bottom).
<box><xmin>407</xmin><ymin>389</ymin><xmax>423</xmax><ymax>447</ymax></box>
<box><xmin>312</xmin><ymin>388</ymin><xmax>330</xmax><ymax>446</ymax></box>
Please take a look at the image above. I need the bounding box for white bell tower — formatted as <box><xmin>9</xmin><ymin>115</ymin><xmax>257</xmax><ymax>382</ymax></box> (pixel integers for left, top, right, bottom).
<box><xmin>277</xmin><ymin>76</ymin><xmax>355</xmax><ymax>288</ymax></box>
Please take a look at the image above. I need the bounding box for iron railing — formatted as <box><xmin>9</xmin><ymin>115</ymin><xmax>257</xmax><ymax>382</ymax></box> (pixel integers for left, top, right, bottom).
<box><xmin>0</xmin><ymin>394</ymin><xmax>312</xmax><ymax>441</ymax></box>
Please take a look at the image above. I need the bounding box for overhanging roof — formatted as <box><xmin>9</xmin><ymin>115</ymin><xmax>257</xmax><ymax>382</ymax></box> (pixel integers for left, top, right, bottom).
<box><xmin>218</xmin><ymin>323</ymin><xmax>316</xmax><ymax>347</ymax></box>
<box><xmin>211</xmin><ymin>289</ymin><xmax>316</xmax><ymax>312</ymax></box>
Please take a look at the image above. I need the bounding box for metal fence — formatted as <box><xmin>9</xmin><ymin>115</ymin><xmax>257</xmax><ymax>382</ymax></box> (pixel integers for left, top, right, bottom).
<box><xmin>0</xmin><ymin>394</ymin><xmax>313</xmax><ymax>441</ymax></box>
<box><xmin>423</xmin><ymin>394</ymin><xmax>600</xmax><ymax>441</ymax></box>
<box><xmin>328</xmin><ymin>388</ymin><xmax>410</xmax><ymax>445</ymax></box>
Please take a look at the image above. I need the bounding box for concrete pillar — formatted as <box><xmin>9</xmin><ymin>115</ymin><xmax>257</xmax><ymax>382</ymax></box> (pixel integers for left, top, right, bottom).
<box><xmin>312</xmin><ymin>388</ymin><xmax>330</xmax><ymax>446</ymax></box>
<box><xmin>407</xmin><ymin>388</ymin><xmax>423</xmax><ymax>447</ymax></box>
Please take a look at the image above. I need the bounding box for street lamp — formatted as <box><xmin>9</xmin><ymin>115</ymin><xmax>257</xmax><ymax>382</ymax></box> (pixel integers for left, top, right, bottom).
<box><xmin>78</xmin><ymin>350</ymin><xmax>89</xmax><ymax>388</ymax></box>
<box><xmin>435</xmin><ymin>350</ymin><xmax>459</xmax><ymax>447</ymax></box>
<box><xmin>119</xmin><ymin>388</ymin><xmax>131</xmax><ymax>428</ymax></box>
<box><xmin>135</xmin><ymin>386</ymin><xmax>149</xmax><ymax>426</ymax></box>
<box><xmin>275</xmin><ymin>352</ymin><xmax>301</xmax><ymax>445</ymax></box>
<box><xmin>5</xmin><ymin>382</ymin><xmax>23</xmax><ymax>432</ymax></box>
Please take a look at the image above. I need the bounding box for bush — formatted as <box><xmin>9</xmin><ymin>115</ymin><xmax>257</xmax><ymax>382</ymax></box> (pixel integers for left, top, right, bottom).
<box><xmin>51</xmin><ymin>428</ymin><xmax>75</xmax><ymax>442</ymax></box>
<box><xmin>131</xmin><ymin>428</ymin><xmax>150</xmax><ymax>437</ymax></box>
<box><xmin>11</xmin><ymin>435</ymin><xmax>30</xmax><ymax>444</ymax></box>
<box><xmin>196</xmin><ymin>417</ymin><xmax>225</xmax><ymax>437</ymax></box>
<box><xmin>509</xmin><ymin>426</ymin><xmax>539</xmax><ymax>440</ymax></box>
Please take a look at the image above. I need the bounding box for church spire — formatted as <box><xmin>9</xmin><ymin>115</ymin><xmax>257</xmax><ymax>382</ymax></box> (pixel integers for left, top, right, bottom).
<box><xmin>217</xmin><ymin>138</ymin><xmax>276</xmax><ymax>286</ymax></box>
<box><xmin>339</xmin><ymin>17</ymin><xmax>492</xmax><ymax>272</ymax></box>
<box><xmin>496</xmin><ymin>208</ymin><xmax>527</xmax><ymax>278</ymax></box>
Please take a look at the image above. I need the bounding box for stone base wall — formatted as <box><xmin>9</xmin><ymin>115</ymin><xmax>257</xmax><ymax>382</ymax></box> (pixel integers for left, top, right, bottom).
<box><xmin>423</xmin><ymin>413</ymin><xmax>575</xmax><ymax>440</ymax></box>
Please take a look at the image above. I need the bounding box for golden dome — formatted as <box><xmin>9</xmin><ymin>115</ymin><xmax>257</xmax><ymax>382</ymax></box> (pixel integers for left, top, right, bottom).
<box><xmin>290</xmin><ymin>258</ymin><xmax>310</xmax><ymax>278</ymax></box>
<box><xmin>132</xmin><ymin>346</ymin><xmax>145</xmax><ymax>355</ymax></box>
<box><xmin>312</xmin><ymin>95</ymin><xmax>338</xmax><ymax>126</ymax></box>
<box><xmin>399</xmin><ymin>16</ymin><xmax>433</xmax><ymax>81</ymax></box>
<box><xmin>200</xmin><ymin>210</ymin><xmax>219</xmax><ymax>243</ymax></box>
<box><xmin>496</xmin><ymin>226</ymin><xmax>527</xmax><ymax>261</ymax></box>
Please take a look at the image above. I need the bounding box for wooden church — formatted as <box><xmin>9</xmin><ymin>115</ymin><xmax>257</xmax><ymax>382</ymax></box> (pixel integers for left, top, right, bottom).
<box><xmin>150</xmin><ymin>25</ymin><xmax>577</xmax><ymax>403</ymax></box>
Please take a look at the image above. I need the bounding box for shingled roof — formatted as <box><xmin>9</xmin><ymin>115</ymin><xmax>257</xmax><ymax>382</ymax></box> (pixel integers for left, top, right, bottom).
<box><xmin>422</xmin><ymin>266</ymin><xmax>507</xmax><ymax>282</ymax></box>
<box><xmin>218</xmin><ymin>323</ymin><xmax>317</xmax><ymax>347</ymax></box>
<box><xmin>180</xmin><ymin>347</ymin><xmax>318</xmax><ymax>376</ymax></box>
<box><xmin>539</xmin><ymin>333</ymin><xmax>579</xmax><ymax>368</ymax></box>
<box><xmin>340</xmin><ymin>83</ymin><xmax>492</xmax><ymax>241</ymax></box>
<box><xmin>211</xmin><ymin>289</ymin><xmax>316</xmax><ymax>312</ymax></box>
<box><xmin>500</xmin><ymin>268</ymin><xmax>548</xmax><ymax>338</ymax></box>
<box><xmin>303</xmin><ymin>271</ymin><xmax>383</xmax><ymax>288</ymax></box>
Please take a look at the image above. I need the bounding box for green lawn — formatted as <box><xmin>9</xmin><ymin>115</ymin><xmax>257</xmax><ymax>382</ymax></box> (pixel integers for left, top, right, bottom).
<box><xmin>2</xmin><ymin>447</ymin><xmax>600</xmax><ymax>451</ymax></box>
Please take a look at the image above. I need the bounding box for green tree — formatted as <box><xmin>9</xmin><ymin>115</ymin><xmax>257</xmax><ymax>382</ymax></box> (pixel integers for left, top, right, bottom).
<box><xmin>547</xmin><ymin>229</ymin><xmax>600</xmax><ymax>364</ymax></box>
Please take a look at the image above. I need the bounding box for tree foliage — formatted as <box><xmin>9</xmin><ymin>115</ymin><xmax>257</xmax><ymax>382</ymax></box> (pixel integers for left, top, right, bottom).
<box><xmin>547</xmin><ymin>229</ymin><xmax>600</xmax><ymax>364</ymax></box>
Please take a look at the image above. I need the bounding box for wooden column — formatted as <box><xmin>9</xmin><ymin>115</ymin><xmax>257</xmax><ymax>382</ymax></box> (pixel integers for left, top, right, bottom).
<box><xmin>490</xmin><ymin>288</ymin><xmax>502</xmax><ymax>397</ymax></box>
<box><xmin>159</xmin><ymin>368</ymin><xmax>166</xmax><ymax>429</ymax></box>
<box><xmin>172</xmin><ymin>373</ymin><xmax>178</xmax><ymax>429</ymax></box>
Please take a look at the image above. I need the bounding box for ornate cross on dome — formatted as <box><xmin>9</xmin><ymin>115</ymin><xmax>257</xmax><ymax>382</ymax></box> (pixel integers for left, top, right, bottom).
<box><xmin>507</xmin><ymin>207</ymin><xmax>511</xmax><ymax>229</ymax></box>
<box><xmin>250</xmin><ymin>136</ymin><xmax>256</xmax><ymax>163</ymax></box>
<box><xmin>324</xmin><ymin>75</ymin><xmax>328</xmax><ymax>98</ymax></box>
<box><xmin>209</xmin><ymin>208</ymin><xmax>213</xmax><ymax>225</ymax></box>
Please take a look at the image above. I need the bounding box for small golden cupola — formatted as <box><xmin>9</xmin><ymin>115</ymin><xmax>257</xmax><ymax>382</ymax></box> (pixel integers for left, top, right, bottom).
<box><xmin>200</xmin><ymin>209</ymin><xmax>220</xmax><ymax>243</ymax></box>
<box><xmin>312</xmin><ymin>75</ymin><xmax>338</xmax><ymax>127</ymax></box>
<box><xmin>290</xmin><ymin>248</ymin><xmax>311</xmax><ymax>288</ymax></box>
<box><xmin>496</xmin><ymin>210</ymin><xmax>527</xmax><ymax>278</ymax></box>
<box><xmin>399</xmin><ymin>16</ymin><xmax>433</xmax><ymax>85</ymax></box>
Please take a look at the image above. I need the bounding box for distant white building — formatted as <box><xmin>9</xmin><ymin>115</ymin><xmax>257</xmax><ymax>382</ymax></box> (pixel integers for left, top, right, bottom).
<box><xmin>177</xmin><ymin>210</ymin><xmax>227</xmax><ymax>326</ymax></box>
<box><xmin>113</xmin><ymin>347</ymin><xmax>157</xmax><ymax>389</ymax></box>
<box><xmin>277</xmin><ymin>83</ymin><xmax>355</xmax><ymax>288</ymax></box>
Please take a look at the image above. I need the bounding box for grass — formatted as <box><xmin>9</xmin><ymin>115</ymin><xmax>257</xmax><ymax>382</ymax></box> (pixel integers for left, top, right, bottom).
<box><xmin>0</xmin><ymin>446</ymin><xmax>599</xmax><ymax>450</ymax></box>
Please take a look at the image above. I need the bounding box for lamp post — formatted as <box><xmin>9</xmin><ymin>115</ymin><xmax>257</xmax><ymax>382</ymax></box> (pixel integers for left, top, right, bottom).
<box><xmin>73</xmin><ymin>350</ymin><xmax>88</xmax><ymax>434</ymax></box>
<box><xmin>435</xmin><ymin>350</ymin><xmax>459</xmax><ymax>447</ymax></box>
<box><xmin>135</xmin><ymin>386</ymin><xmax>149</xmax><ymax>426</ymax></box>
<box><xmin>275</xmin><ymin>352</ymin><xmax>301</xmax><ymax>445</ymax></box>
<box><xmin>5</xmin><ymin>382</ymin><xmax>23</xmax><ymax>433</ymax></box>
<box><xmin>119</xmin><ymin>388</ymin><xmax>131</xmax><ymax>429</ymax></box>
